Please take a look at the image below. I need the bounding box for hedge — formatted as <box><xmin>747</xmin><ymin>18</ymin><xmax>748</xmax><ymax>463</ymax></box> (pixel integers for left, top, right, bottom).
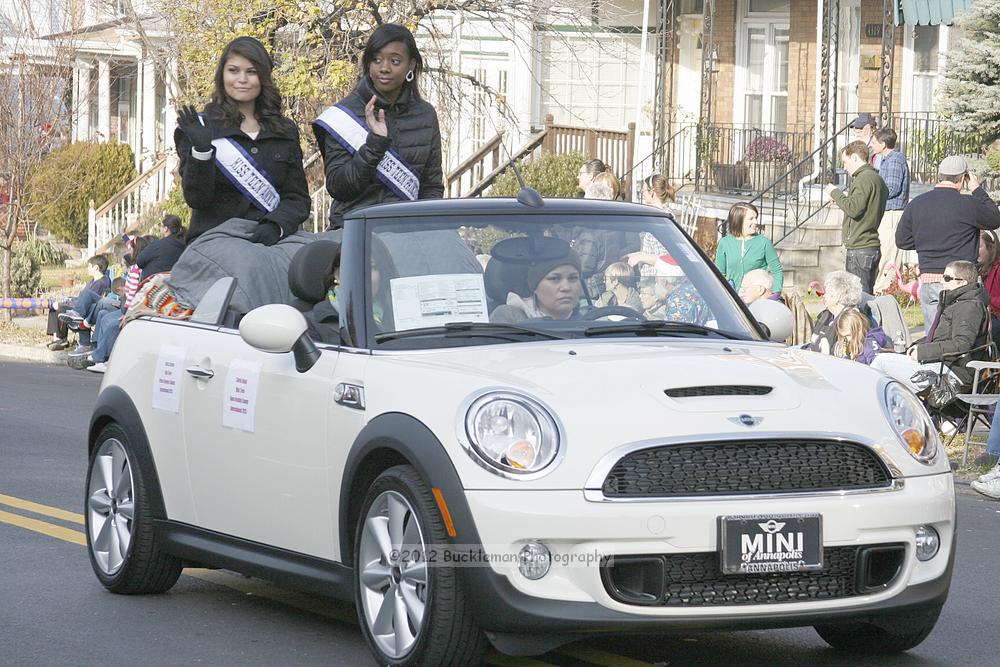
<box><xmin>26</xmin><ymin>142</ymin><xmax>136</xmax><ymax>246</ymax></box>
<box><xmin>488</xmin><ymin>152</ymin><xmax>585</xmax><ymax>198</ymax></box>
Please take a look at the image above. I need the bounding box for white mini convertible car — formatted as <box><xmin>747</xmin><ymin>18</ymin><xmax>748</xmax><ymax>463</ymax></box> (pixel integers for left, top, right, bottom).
<box><xmin>86</xmin><ymin>195</ymin><xmax>954</xmax><ymax>666</ymax></box>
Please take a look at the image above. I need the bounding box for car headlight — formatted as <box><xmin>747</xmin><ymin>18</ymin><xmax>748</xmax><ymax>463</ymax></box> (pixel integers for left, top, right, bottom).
<box><xmin>462</xmin><ymin>391</ymin><xmax>562</xmax><ymax>478</ymax></box>
<box><xmin>881</xmin><ymin>380</ymin><xmax>940</xmax><ymax>464</ymax></box>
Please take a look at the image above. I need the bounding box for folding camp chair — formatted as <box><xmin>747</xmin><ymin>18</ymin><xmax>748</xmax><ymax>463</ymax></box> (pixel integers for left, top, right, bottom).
<box><xmin>955</xmin><ymin>360</ymin><xmax>1000</xmax><ymax>466</ymax></box>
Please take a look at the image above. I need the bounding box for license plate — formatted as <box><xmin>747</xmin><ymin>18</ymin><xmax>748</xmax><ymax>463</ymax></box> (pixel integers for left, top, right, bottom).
<box><xmin>718</xmin><ymin>514</ymin><xmax>823</xmax><ymax>575</ymax></box>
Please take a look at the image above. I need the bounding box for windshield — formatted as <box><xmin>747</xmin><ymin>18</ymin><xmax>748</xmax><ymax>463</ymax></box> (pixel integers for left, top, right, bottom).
<box><xmin>365</xmin><ymin>213</ymin><xmax>760</xmax><ymax>348</ymax></box>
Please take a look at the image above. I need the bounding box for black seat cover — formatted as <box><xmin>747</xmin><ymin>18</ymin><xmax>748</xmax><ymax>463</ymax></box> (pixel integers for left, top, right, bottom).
<box><xmin>288</xmin><ymin>240</ymin><xmax>340</xmax><ymax>311</ymax></box>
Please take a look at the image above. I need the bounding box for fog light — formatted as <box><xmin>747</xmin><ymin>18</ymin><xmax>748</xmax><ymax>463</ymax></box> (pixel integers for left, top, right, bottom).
<box><xmin>915</xmin><ymin>525</ymin><xmax>940</xmax><ymax>561</ymax></box>
<box><xmin>518</xmin><ymin>541</ymin><xmax>551</xmax><ymax>580</ymax></box>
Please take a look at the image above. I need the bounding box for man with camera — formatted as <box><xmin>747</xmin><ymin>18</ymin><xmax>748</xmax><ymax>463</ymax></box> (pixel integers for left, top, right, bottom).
<box><xmin>896</xmin><ymin>155</ymin><xmax>1000</xmax><ymax>336</ymax></box>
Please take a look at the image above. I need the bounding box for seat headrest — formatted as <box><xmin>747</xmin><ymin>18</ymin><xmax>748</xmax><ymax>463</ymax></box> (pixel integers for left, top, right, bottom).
<box><xmin>288</xmin><ymin>240</ymin><xmax>340</xmax><ymax>304</ymax></box>
<box><xmin>484</xmin><ymin>256</ymin><xmax>530</xmax><ymax>305</ymax></box>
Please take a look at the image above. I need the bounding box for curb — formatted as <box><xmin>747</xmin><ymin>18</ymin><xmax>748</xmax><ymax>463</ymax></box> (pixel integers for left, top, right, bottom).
<box><xmin>0</xmin><ymin>343</ymin><xmax>68</xmax><ymax>365</ymax></box>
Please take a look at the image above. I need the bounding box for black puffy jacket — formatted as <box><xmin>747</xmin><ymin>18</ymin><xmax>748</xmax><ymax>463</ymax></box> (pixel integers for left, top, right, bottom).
<box><xmin>918</xmin><ymin>282</ymin><xmax>990</xmax><ymax>384</ymax></box>
<box><xmin>136</xmin><ymin>235</ymin><xmax>185</xmax><ymax>282</ymax></box>
<box><xmin>313</xmin><ymin>77</ymin><xmax>444</xmax><ymax>229</ymax></box>
<box><xmin>174</xmin><ymin>104</ymin><xmax>310</xmax><ymax>244</ymax></box>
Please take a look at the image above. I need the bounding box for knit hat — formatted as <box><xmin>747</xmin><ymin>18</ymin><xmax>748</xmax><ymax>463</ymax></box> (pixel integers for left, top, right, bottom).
<box><xmin>527</xmin><ymin>247</ymin><xmax>581</xmax><ymax>290</ymax></box>
<box><xmin>938</xmin><ymin>155</ymin><xmax>969</xmax><ymax>177</ymax></box>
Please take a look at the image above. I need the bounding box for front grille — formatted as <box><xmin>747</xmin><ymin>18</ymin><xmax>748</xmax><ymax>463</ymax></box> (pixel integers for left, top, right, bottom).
<box><xmin>664</xmin><ymin>385</ymin><xmax>772</xmax><ymax>398</ymax></box>
<box><xmin>601</xmin><ymin>440</ymin><xmax>891</xmax><ymax>497</ymax></box>
<box><xmin>601</xmin><ymin>545</ymin><xmax>905</xmax><ymax>607</ymax></box>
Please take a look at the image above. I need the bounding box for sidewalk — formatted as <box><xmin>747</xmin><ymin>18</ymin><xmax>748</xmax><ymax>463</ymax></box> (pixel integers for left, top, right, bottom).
<box><xmin>0</xmin><ymin>315</ymin><xmax>68</xmax><ymax>364</ymax></box>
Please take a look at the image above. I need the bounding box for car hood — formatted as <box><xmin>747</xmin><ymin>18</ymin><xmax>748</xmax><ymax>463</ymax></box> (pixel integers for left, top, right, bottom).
<box><xmin>363</xmin><ymin>340</ymin><xmax>944</xmax><ymax>489</ymax></box>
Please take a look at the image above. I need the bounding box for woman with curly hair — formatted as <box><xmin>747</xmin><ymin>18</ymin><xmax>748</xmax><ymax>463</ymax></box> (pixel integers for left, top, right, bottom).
<box><xmin>174</xmin><ymin>36</ymin><xmax>309</xmax><ymax>245</ymax></box>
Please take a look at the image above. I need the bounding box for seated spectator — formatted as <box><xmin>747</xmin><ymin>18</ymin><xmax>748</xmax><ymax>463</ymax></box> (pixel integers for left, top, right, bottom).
<box><xmin>63</xmin><ymin>277</ymin><xmax>126</xmax><ymax>358</ymax></box>
<box><xmin>833</xmin><ymin>307</ymin><xmax>888</xmax><ymax>365</ymax></box>
<box><xmin>806</xmin><ymin>270</ymin><xmax>868</xmax><ymax>354</ymax></box>
<box><xmin>46</xmin><ymin>254</ymin><xmax>111</xmax><ymax>351</ymax></box>
<box><xmin>870</xmin><ymin>260</ymin><xmax>989</xmax><ymax>391</ymax></box>
<box><xmin>979</xmin><ymin>229</ymin><xmax>1000</xmax><ymax>345</ymax></box>
<box><xmin>595</xmin><ymin>261</ymin><xmax>642</xmax><ymax>311</ymax></box>
<box><xmin>640</xmin><ymin>254</ymin><xmax>711</xmax><ymax>325</ymax></box>
<box><xmin>86</xmin><ymin>236</ymin><xmax>155</xmax><ymax>373</ymax></box>
<box><xmin>738</xmin><ymin>268</ymin><xmax>780</xmax><ymax>304</ymax></box>
<box><xmin>137</xmin><ymin>214</ymin><xmax>186</xmax><ymax>282</ymax></box>
<box><xmin>491</xmin><ymin>245</ymin><xmax>582</xmax><ymax>324</ymax></box>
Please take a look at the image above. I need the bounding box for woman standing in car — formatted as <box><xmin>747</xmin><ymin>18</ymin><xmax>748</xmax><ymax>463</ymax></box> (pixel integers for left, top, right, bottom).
<box><xmin>174</xmin><ymin>36</ymin><xmax>309</xmax><ymax>246</ymax></box>
<box><xmin>313</xmin><ymin>23</ymin><xmax>444</xmax><ymax>229</ymax></box>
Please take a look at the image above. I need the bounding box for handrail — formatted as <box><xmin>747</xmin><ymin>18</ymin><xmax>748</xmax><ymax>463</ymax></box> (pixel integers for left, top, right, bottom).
<box><xmin>93</xmin><ymin>156</ymin><xmax>168</xmax><ymax>218</ymax></box>
<box><xmin>464</xmin><ymin>128</ymin><xmax>548</xmax><ymax>198</ymax></box>
<box><xmin>446</xmin><ymin>133</ymin><xmax>504</xmax><ymax>185</ymax></box>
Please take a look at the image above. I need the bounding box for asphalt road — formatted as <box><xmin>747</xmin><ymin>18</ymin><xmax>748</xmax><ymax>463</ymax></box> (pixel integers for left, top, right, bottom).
<box><xmin>1</xmin><ymin>357</ymin><xmax>998</xmax><ymax>666</ymax></box>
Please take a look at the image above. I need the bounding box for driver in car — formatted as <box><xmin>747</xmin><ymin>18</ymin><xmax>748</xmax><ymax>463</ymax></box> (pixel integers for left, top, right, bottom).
<box><xmin>490</xmin><ymin>247</ymin><xmax>582</xmax><ymax>323</ymax></box>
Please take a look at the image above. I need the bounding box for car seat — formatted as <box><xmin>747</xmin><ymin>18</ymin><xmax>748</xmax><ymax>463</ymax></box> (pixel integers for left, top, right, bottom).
<box><xmin>288</xmin><ymin>240</ymin><xmax>341</xmax><ymax>311</ymax></box>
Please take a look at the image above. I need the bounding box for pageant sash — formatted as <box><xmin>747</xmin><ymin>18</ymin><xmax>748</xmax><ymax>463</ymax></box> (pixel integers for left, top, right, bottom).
<box><xmin>193</xmin><ymin>115</ymin><xmax>280</xmax><ymax>213</ymax></box>
<box><xmin>314</xmin><ymin>104</ymin><xmax>420</xmax><ymax>201</ymax></box>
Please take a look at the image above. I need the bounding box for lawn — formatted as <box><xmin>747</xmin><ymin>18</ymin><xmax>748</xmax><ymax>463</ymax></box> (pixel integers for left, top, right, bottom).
<box><xmin>39</xmin><ymin>265</ymin><xmax>90</xmax><ymax>296</ymax></box>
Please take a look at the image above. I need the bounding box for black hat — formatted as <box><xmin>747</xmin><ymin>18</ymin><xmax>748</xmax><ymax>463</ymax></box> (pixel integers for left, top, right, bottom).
<box><xmin>849</xmin><ymin>112</ymin><xmax>877</xmax><ymax>129</ymax></box>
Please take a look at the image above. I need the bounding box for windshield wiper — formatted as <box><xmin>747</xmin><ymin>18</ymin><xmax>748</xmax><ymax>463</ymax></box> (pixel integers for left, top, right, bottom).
<box><xmin>583</xmin><ymin>321</ymin><xmax>746</xmax><ymax>340</ymax></box>
<box><xmin>374</xmin><ymin>321</ymin><xmax>568</xmax><ymax>343</ymax></box>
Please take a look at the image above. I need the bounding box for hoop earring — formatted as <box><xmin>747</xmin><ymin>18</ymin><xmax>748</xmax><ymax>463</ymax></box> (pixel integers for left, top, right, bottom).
<box><xmin>405</xmin><ymin>70</ymin><xmax>415</xmax><ymax>82</ymax></box>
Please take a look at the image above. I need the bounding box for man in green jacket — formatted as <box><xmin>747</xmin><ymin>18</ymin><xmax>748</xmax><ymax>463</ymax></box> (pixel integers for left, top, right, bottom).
<box><xmin>826</xmin><ymin>140</ymin><xmax>889</xmax><ymax>294</ymax></box>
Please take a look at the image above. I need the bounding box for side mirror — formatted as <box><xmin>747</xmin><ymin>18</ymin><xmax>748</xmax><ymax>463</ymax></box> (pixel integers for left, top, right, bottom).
<box><xmin>748</xmin><ymin>299</ymin><xmax>794</xmax><ymax>343</ymax></box>
<box><xmin>239</xmin><ymin>304</ymin><xmax>320</xmax><ymax>372</ymax></box>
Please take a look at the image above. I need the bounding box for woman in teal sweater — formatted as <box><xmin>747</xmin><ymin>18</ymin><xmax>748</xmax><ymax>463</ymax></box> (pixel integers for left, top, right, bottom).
<box><xmin>715</xmin><ymin>202</ymin><xmax>783</xmax><ymax>294</ymax></box>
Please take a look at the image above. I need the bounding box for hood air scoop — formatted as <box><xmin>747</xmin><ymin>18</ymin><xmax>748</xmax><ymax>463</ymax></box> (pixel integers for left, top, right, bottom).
<box><xmin>664</xmin><ymin>385</ymin><xmax>773</xmax><ymax>398</ymax></box>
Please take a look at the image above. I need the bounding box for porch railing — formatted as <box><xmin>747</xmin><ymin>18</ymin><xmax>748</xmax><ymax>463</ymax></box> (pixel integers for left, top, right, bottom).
<box><xmin>88</xmin><ymin>156</ymin><xmax>172</xmax><ymax>255</ymax></box>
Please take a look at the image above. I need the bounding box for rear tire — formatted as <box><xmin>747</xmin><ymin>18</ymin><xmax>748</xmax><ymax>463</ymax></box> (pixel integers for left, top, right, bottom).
<box><xmin>354</xmin><ymin>465</ymin><xmax>485</xmax><ymax>666</ymax></box>
<box><xmin>85</xmin><ymin>423</ymin><xmax>181</xmax><ymax>594</ymax></box>
<box><xmin>814</xmin><ymin>605</ymin><xmax>942</xmax><ymax>653</ymax></box>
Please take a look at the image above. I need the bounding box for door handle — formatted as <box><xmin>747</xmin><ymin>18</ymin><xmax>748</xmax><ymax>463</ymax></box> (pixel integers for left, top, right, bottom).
<box><xmin>186</xmin><ymin>366</ymin><xmax>215</xmax><ymax>379</ymax></box>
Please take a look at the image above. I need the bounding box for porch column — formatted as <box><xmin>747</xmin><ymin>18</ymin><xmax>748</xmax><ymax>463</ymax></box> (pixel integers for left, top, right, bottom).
<box><xmin>97</xmin><ymin>57</ymin><xmax>111</xmax><ymax>141</ymax></box>
<box><xmin>73</xmin><ymin>59</ymin><xmax>91</xmax><ymax>142</ymax></box>
<box><xmin>141</xmin><ymin>56</ymin><xmax>157</xmax><ymax>169</ymax></box>
<box><xmin>878</xmin><ymin>0</ymin><xmax>897</xmax><ymax>126</ymax></box>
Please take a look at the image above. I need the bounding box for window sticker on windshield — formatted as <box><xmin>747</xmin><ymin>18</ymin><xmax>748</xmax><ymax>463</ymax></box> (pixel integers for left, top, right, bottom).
<box><xmin>222</xmin><ymin>359</ymin><xmax>262</xmax><ymax>432</ymax></box>
<box><xmin>390</xmin><ymin>273</ymin><xmax>489</xmax><ymax>331</ymax></box>
<box><xmin>151</xmin><ymin>345</ymin><xmax>185</xmax><ymax>413</ymax></box>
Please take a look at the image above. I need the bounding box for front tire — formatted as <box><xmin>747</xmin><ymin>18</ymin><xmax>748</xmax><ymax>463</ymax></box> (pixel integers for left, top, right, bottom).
<box><xmin>85</xmin><ymin>423</ymin><xmax>182</xmax><ymax>594</ymax></box>
<box><xmin>814</xmin><ymin>604</ymin><xmax>942</xmax><ymax>653</ymax></box>
<box><xmin>354</xmin><ymin>465</ymin><xmax>484</xmax><ymax>666</ymax></box>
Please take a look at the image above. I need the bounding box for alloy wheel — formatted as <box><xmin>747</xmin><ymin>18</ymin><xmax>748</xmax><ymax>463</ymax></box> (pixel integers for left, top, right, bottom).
<box><xmin>358</xmin><ymin>490</ymin><xmax>429</xmax><ymax>659</ymax></box>
<box><xmin>87</xmin><ymin>438</ymin><xmax>135</xmax><ymax>575</ymax></box>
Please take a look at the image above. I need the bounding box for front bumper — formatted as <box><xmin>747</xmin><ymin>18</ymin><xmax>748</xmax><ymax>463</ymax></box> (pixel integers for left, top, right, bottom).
<box><xmin>459</xmin><ymin>473</ymin><xmax>955</xmax><ymax>633</ymax></box>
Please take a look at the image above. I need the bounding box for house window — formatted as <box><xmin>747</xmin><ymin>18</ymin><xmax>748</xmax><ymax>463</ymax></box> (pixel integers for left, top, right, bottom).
<box><xmin>911</xmin><ymin>25</ymin><xmax>940</xmax><ymax>112</ymax></box>
<box><xmin>679</xmin><ymin>0</ymin><xmax>704</xmax><ymax>14</ymax></box>
<box><xmin>748</xmin><ymin>0</ymin><xmax>789</xmax><ymax>14</ymax></box>
<box><xmin>740</xmin><ymin>25</ymin><xmax>788</xmax><ymax>129</ymax></box>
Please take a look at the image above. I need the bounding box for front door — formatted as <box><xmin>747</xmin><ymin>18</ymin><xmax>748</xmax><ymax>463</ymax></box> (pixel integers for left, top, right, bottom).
<box><xmin>179</xmin><ymin>327</ymin><xmax>340</xmax><ymax>559</ymax></box>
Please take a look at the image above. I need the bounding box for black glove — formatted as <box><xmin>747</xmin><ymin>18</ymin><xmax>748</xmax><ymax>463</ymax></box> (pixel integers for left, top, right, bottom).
<box><xmin>250</xmin><ymin>221</ymin><xmax>282</xmax><ymax>246</ymax></box>
<box><xmin>177</xmin><ymin>104</ymin><xmax>213</xmax><ymax>153</ymax></box>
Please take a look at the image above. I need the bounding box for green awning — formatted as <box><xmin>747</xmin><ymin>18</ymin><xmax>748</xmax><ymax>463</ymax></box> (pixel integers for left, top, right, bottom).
<box><xmin>895</xmin><ymin>0</ymin><xmax>971</xmax><ymax>26</ymax></box>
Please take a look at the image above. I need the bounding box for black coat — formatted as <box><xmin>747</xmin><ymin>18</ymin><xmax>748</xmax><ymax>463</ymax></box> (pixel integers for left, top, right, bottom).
<box><xmin>136</xmin><ymin>235</ymin><xmax>185</xmax><ymax>282</ymax></box>
<box><xmin>174</xmin><ymin>104</ymin><xmax>310</xmax><ymax>244</ymax></box>
<box><xmin>314</xmin><ymin>77</ymin><xmax>444</xmax><ymax>229</ymax></box>
<box><xmin>918</xmin><ymin>282</ymin><xmax>990</xmax><ymax>383</ymax></box>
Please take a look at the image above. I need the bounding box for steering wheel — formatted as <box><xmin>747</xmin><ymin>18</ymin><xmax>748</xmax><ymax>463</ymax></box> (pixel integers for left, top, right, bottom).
<box><xmin>582</xmin><ymin>305</ymin><xmax>645</xmax><ymax>321</ymax></box>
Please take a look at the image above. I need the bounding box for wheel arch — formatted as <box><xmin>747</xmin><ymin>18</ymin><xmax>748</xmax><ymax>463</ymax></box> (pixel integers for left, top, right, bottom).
<box><xmin>88</xmin><ymin>385</ymin><xmax>168</xmax><ymax>520</ymax></box>
<box><xmin>339</xmin><ymin>412</ymin><xmax>483</xmax><ymax>566</ymax></box>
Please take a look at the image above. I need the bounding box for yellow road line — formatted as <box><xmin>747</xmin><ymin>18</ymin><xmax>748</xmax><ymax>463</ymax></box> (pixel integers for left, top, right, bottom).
<box><xmin>0</xmin><ymin>493</ymin><xmax>85</xmax><ymax>525</ymax></box>
<box><xmin>0</xmin><ymin>509</ymin><xmax>86</xmax><ymax>545</ymax></box>
<box><xmin>557</xmin><ymin>645</ymin><xmax>657</xmax><ymax>667</ymax></box>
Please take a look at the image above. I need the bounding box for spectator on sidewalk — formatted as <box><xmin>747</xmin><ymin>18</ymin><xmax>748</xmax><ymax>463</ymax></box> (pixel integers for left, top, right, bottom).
<box><xmin>806</xmin><ymin>270</ymin><xmax>870</xmax><ymax>354</ymax></box>
<box><xmin>640</xmin><ymin>174</ymin><xmax>679</xmax><ymax>218</ymax></box>
<box><xmin>46</xmin><ymin>255</ymin><xmax>110</xmax><ymax>351</ymax></box>
<box><xmin>738</xmin><ymin>268</ymin><xmax>781</xmax><ymax>305</ymax></box>
<box><xmin>895</xmin><ymin>155</ymin><xmax>1000</xmax><ymax>336</ymax></box>
<box><xmin>826</xmin><ymin>141</ymin><xmax>889</xmax><ymax>295</ymax></box>
<box><xmin>850</xmin><ymin>113</ymin><xmax>878</xmax><ymax>164</ymax></box>
<box><xmin>63</xmin><ymin>277</ymin><xmax>125</xmax><ymax>357</ymax></box>
<box><xmin>137</xmin><ymin>214</ymin><xmax>186</xmax><ymax>281</ymax></box>
<box><xmin>714</xmin><ymin>202</ymin><xmax>783</xmax><ymax>294</ymax></box>
<box><xmin>870</xmin><ymin>260</ymin><xmax>989</xmax><ymax>391</ymax></box>
<box><xmin>873</xmin><ymin>128</ymin><xmax>911</xmax><ymax>270</ymax></box>
<box><xmin>979</xmin><ymin>230</ymin><xmax>1000</xmax><ymax>335</ymax></box>
<box><xmin>833</xmin><ymin>307</ymin><xmax>888</xmax><ymax>365</ymax></box>
<box><xmin>971</xmin><ymin>412</ymin><xmax>1000</xmax><ymax>498</ymax></box>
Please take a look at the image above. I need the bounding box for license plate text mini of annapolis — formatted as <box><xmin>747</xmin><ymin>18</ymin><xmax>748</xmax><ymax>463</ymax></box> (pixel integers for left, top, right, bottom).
<box><xmin>719</xmin><ymin>514</ymin><xmax>823</xmax><ymax>575</ymax></box>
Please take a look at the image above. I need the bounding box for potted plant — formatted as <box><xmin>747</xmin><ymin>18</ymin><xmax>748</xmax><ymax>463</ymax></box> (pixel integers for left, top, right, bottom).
<box><xmin>743</xmin><ymin>136</ymin><xmax>793</xmax><ymax>193</ymax></box>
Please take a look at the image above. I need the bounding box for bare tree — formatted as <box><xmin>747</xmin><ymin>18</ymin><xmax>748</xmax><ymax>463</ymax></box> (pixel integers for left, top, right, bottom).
<box><xmin>0</xmin><ymin>0</ymin><xmax>80</xmax><ymax>306</ymax></box>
